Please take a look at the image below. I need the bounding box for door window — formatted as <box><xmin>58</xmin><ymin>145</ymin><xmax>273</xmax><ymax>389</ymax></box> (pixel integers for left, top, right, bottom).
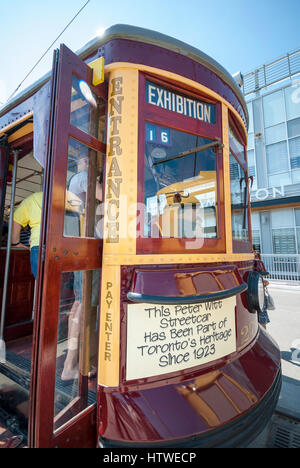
<box><xmin>64</xmin><ymin>138</ymin><xmax>104</xmax><ymax>238</ymax></box>
<box><xmin>32</xmin><ymin>45</ymin><xmax>106</xmax><ymax>447</ymax></box>
<box><xmin>54</xmin><ymin>269</ymin><xmax>99</xmax><ymax>431</ymax></box>
<box><xmin>70</xmin><ymin>76</ymin><xmax>106</xmax><ymax>142</ymax></box>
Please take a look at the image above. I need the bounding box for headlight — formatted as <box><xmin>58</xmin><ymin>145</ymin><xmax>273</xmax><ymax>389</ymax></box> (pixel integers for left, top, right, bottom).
<box><xmin>247</xmin><ymin>271</ymin><xmax>265</xmax><ymax>314</ymax></box>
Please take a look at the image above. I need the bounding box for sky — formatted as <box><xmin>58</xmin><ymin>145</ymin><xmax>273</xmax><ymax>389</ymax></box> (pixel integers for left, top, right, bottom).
<box><xmin>0</xmin><ymin>0</ymin><xmax>299</xmax><ymax>105</ymax></box>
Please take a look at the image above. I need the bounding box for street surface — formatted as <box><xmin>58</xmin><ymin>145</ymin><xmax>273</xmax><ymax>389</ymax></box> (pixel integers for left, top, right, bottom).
<box><xmin>267</xmin><ymin>282</ymin><xmax>300</xmax><ymax>385</ymax></box>
<box><xmin>249</xmin><ymin>281</ymin><xmax>300</xmax><ymax>448</ymax></box>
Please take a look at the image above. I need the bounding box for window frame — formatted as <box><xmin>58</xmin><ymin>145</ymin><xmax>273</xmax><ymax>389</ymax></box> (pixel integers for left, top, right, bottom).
<box><xmin>137</xmin><ymin>72</ymin><xmax>225</xmax><ymax>254</ymax></box>
<box><xmin>228</xmin><ymin>113</ymin><xmax>252</xmax><ymax>253</ymax></box>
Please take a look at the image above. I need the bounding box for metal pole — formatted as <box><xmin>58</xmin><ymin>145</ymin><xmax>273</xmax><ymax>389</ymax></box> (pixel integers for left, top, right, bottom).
<box><xmin>153</xmin><ymin>139</ymin><xmax>223</xmax><ymax>166</ymax></box>
<box><xmin>0</xmin><ymin>150</ymin><xmax>19</xmax><ymax>344</ymax></box>
<box><xmin>0</xmin><ymin>139</ymin><xmax>9</xmax><ymax>250</ymax></box>
<box><xmin>31</xmin><ymin>167</ymin><xmax>44</xmax><ymax>321</ymax></box>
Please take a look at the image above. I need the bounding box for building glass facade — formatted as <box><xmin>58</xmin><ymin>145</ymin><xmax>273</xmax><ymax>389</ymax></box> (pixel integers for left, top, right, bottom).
<box><xmin>240</xmin><ymin>49</ymin><xmax>300</xmax><ymax>262</ymax></box>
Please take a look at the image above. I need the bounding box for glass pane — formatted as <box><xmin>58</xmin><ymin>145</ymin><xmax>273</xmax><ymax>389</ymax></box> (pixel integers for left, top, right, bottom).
<box><xmin>247</xmin><ymin>133</ymin><xmax>254</xmax><ymax>150</ymax></box>
<box><xmin>263</xmin><ymin>90</ymin><xmax>285</xmax><ymax>127</ymax></box>
<box><xmin>252</xmin><ymin>229</ymin><xmax>261</xmax><ymax>253</ymax></box>
<box><xmin>144</xmin><ymin>123</ymin><xmax>217</xmax><ymax>239</ymax></box>
<box><xmin>230</xmin><ymin>153</ymin><xmax>249</xmax><ymax>241</ymax></box>
<box><xmin>247</xmin><ymin>149</ymin><xmax>257</xmax><ymax>190</ymax></box>
<box><xmin>295</xmin><ymin>208</ymin><xmax>300</xmax><ymax>227</ymax></box>
<box><xmin>266</xmin><ymin>141</ymin><xmax>288</xmax><ymax>174</ymax></box>
<box><xmin>70</xmin><ymin>76</ymin><xmax>106</xmax><ymax>141</ymax></box>
<box><xmin>247</xmin><ymin>102</ymin><xmax>254</xmax><ymax>134</ymax></box>
<box><xmin>268</xmin><ymin>172</ymin><xmax>291</xmax><ymax>188</ymax></box>
<box><xmin>297</xmin><ymin>227</ymin><xmax>300</xmax><ymax>253</ymax></box>
<box><xmin>271</xmin><ymin>208</ymin><xmax>294</xmax><ymax>228</ymax></box>
<box><xmin>54</xmin><ymin>270</ymin><xmax>100</xmax><ymax>432</ymax></box>
<box><xmin>272</xmin><ymin>228</ymin><xmax>296</xmax><ymax>254</ymax></box>
<box><xmin>229</xmin><ymin>123</ymin><xmax>245</xmax><ymax>164</ymax></box>
<box><xmin>251</xmin><ymin>212</ymin><xmax>260</xmax><ymax>229</ymax></box>
<box><xmin>287</xmin><ymin>118</ymin><xmax>300</xmax><ymax>139</ymax></box>
<box><xmin>289</xmin><ymin>137</ymin><xmax>300</xmax><ymax>169</ymax></box>
<box><xmin>292</xmin><ymin>169</ymin><xmax>300</xmax><ymax>184</ymax></box>
<box><xmin>265</xmin><ymin>123</ymin><xmax>286</xmax><ymax>145</ymax></box>
<box><xmin>285</xmin><ymin>84</ymin><xmax>300</xmax><ymax>121</ymax></box>
<box><xmin>64</xmin><ymin>138</ymin><xmax>104</xmax><ymax>238</ymax></box>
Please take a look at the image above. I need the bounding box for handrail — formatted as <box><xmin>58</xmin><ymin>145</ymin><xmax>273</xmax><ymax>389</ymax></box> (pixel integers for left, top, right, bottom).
<box><xmin>0</xmin><ymin>150</ymin><xmax>19</xmax><ymax>358</ymax></box>
<box><xmin>242</xmin><ymin>48</ymin><xmax>300</xmax><ymax>96</ymax></box>
<box><xmin>127</xmin><ymin>283</ymin><xmax>247</xmax><ymax>305</ymax></box>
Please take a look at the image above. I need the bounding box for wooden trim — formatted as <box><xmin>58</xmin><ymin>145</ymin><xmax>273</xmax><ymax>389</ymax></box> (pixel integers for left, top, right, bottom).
<box><xmin>69</xmin><ymin>124</ymin><xmax>106</xmax><ymax>153</ymax></box>
<box><xmin>222</xmin><ymin>104</ymin><xmax>233</xmax><ymax>254</ymax></box>
<box><xmin>251</xmin><ymin>202</ymin><xmax>300</xmax><ymax>211</ymax></box>
<box><xmin>105</xmin><ymin>62</ymin><xmax>248</xmax><ymax>139</ymax></box>
<box><xmin>102</xmin><ymin>253</ymin><xmax>255</xmax><ymax>266</ymax></box>
<box><xmin>0</xmin><ymin>112</ymin><xmax>33</xmax><ymax>137</ymax></box>
<box><xmin>137</xmin><ymin>72</ymin><xmax>226</xmax><ymax>255</ymax></box>
<box><xmin>228</xmin><ymin>109</ymin><xmax>247</xmax><ymax>147</ymax></box>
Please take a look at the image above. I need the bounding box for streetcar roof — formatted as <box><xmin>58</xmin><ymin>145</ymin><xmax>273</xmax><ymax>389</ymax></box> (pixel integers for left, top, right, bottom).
<box><xmin>0</xmin><ymin>24</ymin><xmax>248</xmax><ymax>127</ymax></box>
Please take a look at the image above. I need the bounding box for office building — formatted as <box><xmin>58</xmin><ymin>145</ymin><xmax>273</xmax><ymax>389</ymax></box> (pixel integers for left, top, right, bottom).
<box><xmin>240</xmin><ymin>49</ymin><xmax>300</xmax><ymax>267</ymax></box>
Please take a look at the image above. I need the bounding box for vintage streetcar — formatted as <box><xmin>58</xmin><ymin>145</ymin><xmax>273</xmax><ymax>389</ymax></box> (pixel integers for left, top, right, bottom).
<box><xmin>0</xmin><ymin>25</ymin><xmax>281</xmax><ymax>448</ymax></box>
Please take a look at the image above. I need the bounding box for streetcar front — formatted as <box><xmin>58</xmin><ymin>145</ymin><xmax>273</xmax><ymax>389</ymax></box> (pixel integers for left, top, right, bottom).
<box><xmin>0</xmin><ymin>24</ymin><xmax>280</xmax><ymax>449</ymax></box>
<box><xmin>97</xmin><ymin>26</ymin><xmax>282</xmax><ymax>449</ymax></box>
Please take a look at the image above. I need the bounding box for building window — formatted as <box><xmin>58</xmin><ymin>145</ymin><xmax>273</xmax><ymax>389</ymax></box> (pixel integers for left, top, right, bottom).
<box><xmin>265</xmin><ymin>122</ymin><xmax>286</xmax><ymax>145</ymax></box>
<box><xmin>289</xmin><ymin>136</ymin><xmax>300</xmax><ymax>170</ymax></box>
<box><xmin>247</xmin><ymin>101</ymin><xmax>254</xmax><ymax>134</ymax></box>
<box><xmin>247</xmin><ymin>149</ymin><xmax>257</xmax><ymax>190</ymax></box>
<box><xmin>272</xmin><ymin>228</ymin><xmax>297</xmax><ymax>254</ymax></box>
<box><xmin>296</xmin><ymin>208</ymin><xmax>300</xmax><ymax>253</ymax></box>
<box><xmin>288</xmin><ymin>116</ymin><xmax>300</xmax><ymax>183</ymax></box>
<box><xmin>266</xmin><ymin>140</ymin><xmax>288</xmax><ymax>173</ymax></box>
<box><xmin>261</xmin><ymin>84</ymin><xmax>300</xmax><ymax>189</ymax></box>
<box><xmin>268</xmin><ymin>172</ymin><xmax>291</xmax><ymax>187</ymax></box>
<box><xmin>271</xmin><ymin>209</ymin><xmax>297</xmax><ymax>254</ymax></box>
<box><xmin>263</xmin><ymin>90</ymin><xmax>285</xmax><ymax>127</ymax></box>
<box><xmin>252</xmin><ymin>229</ymin><xmax>261</xmax><ymax>253</ymax></box>
<box><xmin>285</xmin><ymin>85</ymin><xmax>300</xmax><ymax>121</ymax></box>
<box><xmin>287</xmin><ymin>117</ymin><xmax>300</xmax><ymax>139</ymax></box>
<box><xmin>247</xmin><ymin>132</ymin><xmax>254</xmax><ymax>150</ymax></box>
<box><xmin>286</xmin><ymin>84</ymin><xmax>300</xmax><ymax>184</ymax></box>
<box><xmin>251</xmin><ymin>212</ymin><xmax>261</xmax><ymax>252</ymax></box>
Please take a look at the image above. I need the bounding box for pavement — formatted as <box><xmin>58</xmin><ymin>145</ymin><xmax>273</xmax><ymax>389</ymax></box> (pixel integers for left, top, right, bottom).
<box><xmin>248</xmin><ymin>281</ymin><xmax>300</xmax><ymax>448</ymax></box>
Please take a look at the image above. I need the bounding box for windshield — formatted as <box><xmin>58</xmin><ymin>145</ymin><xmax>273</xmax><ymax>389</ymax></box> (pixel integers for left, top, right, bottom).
<box><xmin>144</xmin><ymin>123</ymin><xmax>218</xmax><ymax>239</ymax></box>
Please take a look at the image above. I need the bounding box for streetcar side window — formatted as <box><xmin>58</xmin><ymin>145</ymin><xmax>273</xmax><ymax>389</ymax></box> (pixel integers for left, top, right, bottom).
<box><xmin>144</xmin><ymin>123</ymin><xmax>218</xmax><ymax>239</ymax></box>
<box><xmin>229</xmin><ymin>153</ymin><xmax>249</xmax><ymax>241</ymax></box>
<box><xmin>228</xmin><ymin>118</ymin><xmax>249</xmax><ymax>242</ymax></box>
<box><xmin>229</xmin><ymin>121</ymin><xmax>246</xmax><ymax>166</ymax></box>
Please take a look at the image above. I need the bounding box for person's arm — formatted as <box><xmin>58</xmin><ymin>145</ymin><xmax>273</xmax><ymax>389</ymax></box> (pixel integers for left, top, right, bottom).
<box><xmin>11</xmin><ymin>221</ymin><xmax>30</xmax><ymax>250</ymax></box>
<box><xmin>95</xmin><ymin>182</ymin><xmax>103</xmax><ymax>202</ymax></box>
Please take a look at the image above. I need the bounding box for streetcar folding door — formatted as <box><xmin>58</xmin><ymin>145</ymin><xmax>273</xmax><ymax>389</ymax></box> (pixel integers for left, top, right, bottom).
<box><xmin>31</xmin><ymin>45</ymin><xmax>106</xmax><ymax>448</ymax></box>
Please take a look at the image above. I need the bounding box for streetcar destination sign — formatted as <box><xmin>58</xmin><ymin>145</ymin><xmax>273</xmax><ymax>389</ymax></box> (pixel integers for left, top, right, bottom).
<box><xmin>126</xmin><ymin>296</ymin><xmax>236</xmax><ymax>380</ymax></box>
<box><xmin>146</xmin><ymin>81</ymin><xmax>216</xmax><ymax>124</ymax></box>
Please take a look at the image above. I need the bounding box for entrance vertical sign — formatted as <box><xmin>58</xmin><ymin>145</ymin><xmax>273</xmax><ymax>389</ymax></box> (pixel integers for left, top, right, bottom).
<box><xmin>100</xmin><ymin>68</ymin><xmax>139</xmax><ymax>386</ymax></box>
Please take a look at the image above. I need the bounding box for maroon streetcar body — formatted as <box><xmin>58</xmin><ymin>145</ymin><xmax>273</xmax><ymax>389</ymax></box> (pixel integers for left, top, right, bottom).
<box><xmin>0</xmin><ymin>25</ymin><xmax>281</xmax><ymax>448</ymax></box>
